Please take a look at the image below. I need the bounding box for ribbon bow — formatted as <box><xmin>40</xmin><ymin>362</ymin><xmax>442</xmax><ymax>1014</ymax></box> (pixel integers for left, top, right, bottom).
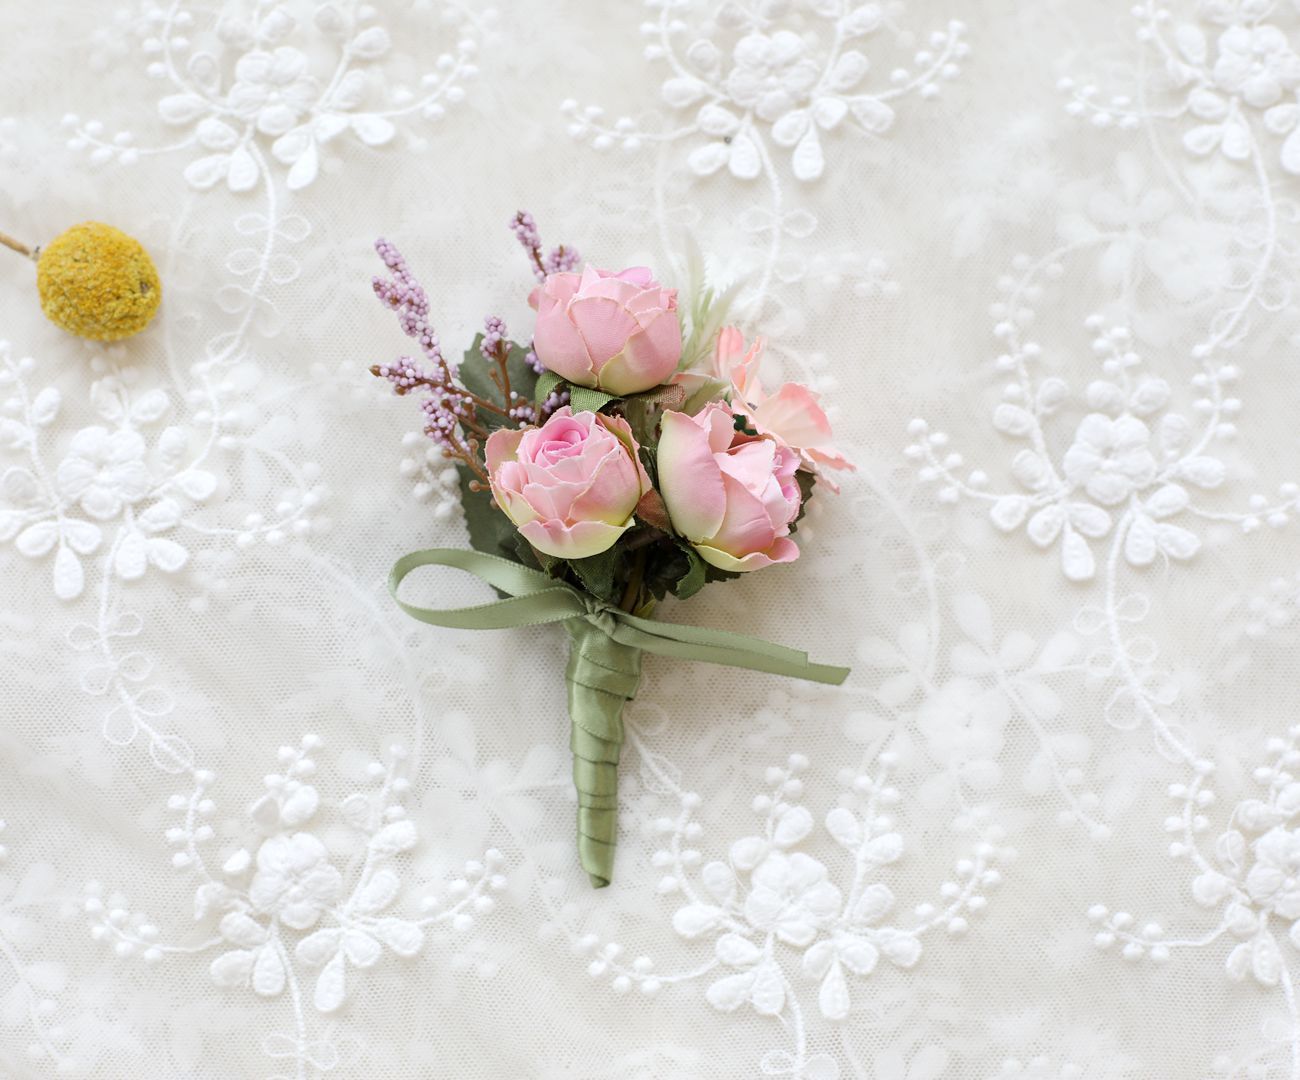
<box><xmin>390</xmin><ymin>548</ymin><xmax>850</xmax><ymax>886</ymax></box>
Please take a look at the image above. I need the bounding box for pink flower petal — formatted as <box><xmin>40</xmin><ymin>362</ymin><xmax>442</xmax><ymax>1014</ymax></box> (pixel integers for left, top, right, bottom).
<box><xmin>533</xmin><ymin>305</ymin><xmax>596</xmax><ymax>384</ymax></box>
<box><xmin>567</xmin><ymin>297</ymin><xmax>643</xmax><ymax>367</ymax></box>
<box><xmin>696</xmin><ymin>536</ymin><xmax>799</xmax><ymax>572</ymax></box>
<box><xmin>710</xmin><ymin>471</ymin><xmax>780</xmax><ymax>556</ymax></box>
<box><xmin>567</xmin><ymin>445</ymin><xmax>641</xmax><ymax>525</ymax></box>
<box><xmin>750</xmin><ymin>381</ymin><xmax>835</xmax><ymax>448</ymax></box>
<box><xmin>599</xmin><ymin>311</ymin><xmax>682</xmax><ymax>394</ymax></box>
<box><xmin>658</xmin><ymin>410</ymin><xmax>728</xmax><ymax>541</ymax></box>
<box><xmin>485</xmin><ymin>427</ymin><xmax>526</xmax><ymax>474</ymax></box>
<box><xmin>519</xmin><ymin>517</ymin><xmax>629</xmax><ymax>560</ymax></box>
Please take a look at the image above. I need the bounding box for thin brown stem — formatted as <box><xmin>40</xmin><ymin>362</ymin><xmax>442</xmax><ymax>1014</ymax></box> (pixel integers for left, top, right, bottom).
<box><xmin>0</xmin><ymin>229</ymin><xmax>34</xmax><ymax>259</ymax></box>
<box><xmin>489</xmin><ymin>341</ymin><xmax>513</xmax><ymax>407</ymax></box>
<box><xmin>461</xmin><ymin>387</ymin><xmax>512</xmax><ymax>418</ymax></box>
<box><xmin>444</xmin><ymin>432</ymin><xmax>489</xmax><ymax>484</ymax></box>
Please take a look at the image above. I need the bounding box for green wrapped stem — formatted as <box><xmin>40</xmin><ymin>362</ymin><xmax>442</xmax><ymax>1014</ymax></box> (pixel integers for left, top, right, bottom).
<box><xmin>566</xmin><ymin>619</ymin><xmax>642</xmax><ymax>888</ymax></box>
<box><xmin>388</xmin><ymin>548</ymin><xmax>850</xmax><ymax>889</ymax></box>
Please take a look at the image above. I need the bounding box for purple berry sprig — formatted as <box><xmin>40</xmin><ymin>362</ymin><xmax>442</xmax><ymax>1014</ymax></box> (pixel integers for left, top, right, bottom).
<box><xmin>370</xmin><ymin>238</ymin><xmax>514</xmax><ymax>485</ymax></box>
<box><xmin>480</xmin><ymin>314</ymin><xmax>538</xmax><ymax>427</ymax></box>
<box><xmin>510</xmin><ymin>210</ymin><xmax>579</xmax><ymax>283</ymax></box>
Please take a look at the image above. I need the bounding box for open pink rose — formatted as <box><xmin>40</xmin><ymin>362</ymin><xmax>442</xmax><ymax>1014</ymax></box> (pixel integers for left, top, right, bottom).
<box><xmin>530</xmin><ymin>266</ymin><xmax>681</xmax><ymax>395</ymax></box>
<box><xmin>714</xmin><ymin>327</ymin><xmax>854</xmax><ymax>491</ymax></box>
<box><xmin>486</xmin><ymin>408</ymin><xmax>650</xmax><ymax>560</ymax></box>
<box><xmin>657</xmin><ymin>402</ymin><xmax>801</xmax><ymax>572</ymax></box>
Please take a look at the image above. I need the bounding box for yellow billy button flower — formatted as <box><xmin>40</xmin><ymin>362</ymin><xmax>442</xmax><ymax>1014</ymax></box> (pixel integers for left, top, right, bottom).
<box><xmin>1</xmin><ymin>221</ymin><xmax>162</xmax><ymax>341</ymax></box>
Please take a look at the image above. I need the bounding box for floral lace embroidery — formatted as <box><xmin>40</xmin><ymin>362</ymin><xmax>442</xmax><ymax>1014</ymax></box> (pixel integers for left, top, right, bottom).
<box><xmin>0</xmin><ymin>343</ymin><xmax>221</xmax><ymax>601</ymax></box>
<box><xmin>565</xmin><ymin>2</ymin><xmax>967</xmax><ymax>184</ymax></box>
<box><xmin>65</xmin><ymin>0</ymin><xmax>490</xmax><ymax>193</ymax></box>
<box><xmin>566</xmin><ymin>749</ymin><xmax>1007</xmax><ymax>1080</ymax></box>
<box><xmin>85</xmin><ymin>738</ymin><xmax>506</xmax><ymax>1070</ymax></box>
<box><xmin>1060</xmin><ymin>1</ymin><xmax>1300</xmax><ymax>176</ymax></box>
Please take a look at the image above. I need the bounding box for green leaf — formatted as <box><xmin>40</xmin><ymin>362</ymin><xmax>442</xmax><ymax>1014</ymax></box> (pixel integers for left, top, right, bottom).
<box><xmin>622</xmin><ymin>398</ymin><xmax>656</xmax><ymax>449</ymax></box>
<box><xmin>638</xmin><ymin>446</ymin><xmax>659</xmax><ymax>489</ymax></box>
<box><xmin>458</xmin><ymin>466</ymin><xmax>524</xmax><ymax>565</ymax></box>
<box><xmin>569</xmin><ymin>386</ymin><xmax>619</xmax><ymax>414</ymax></box>
<box><xmin>567</xmin><ymin>546</ymin><xmax>622</xmax><ymax>603</ymax></box>
<box><xmin>678</xmin><ymin>234</ymin><xmax>745</xmax><ymax>373</ymax></box>
<box><xmin>534</xmin><ymin>370</ymin><xmax>563</xmax><ymax>406</ymax></box>
<box><xmin>672</xmin><ymin>547</ymin><xmax>707</xmax><ymax>600</ymax></box>
<box><xmin>703</xmin><ymin>560</ymin><xmax>744</xmax><ymax>586</ymax></box>
<box><xmin>510</xmin><ymin>534</ymin><xmax>542</xmax><ymax>570</ymax></box>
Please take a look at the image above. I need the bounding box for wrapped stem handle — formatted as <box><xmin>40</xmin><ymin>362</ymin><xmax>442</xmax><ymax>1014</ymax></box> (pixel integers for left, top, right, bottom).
<box><xmin>388</xmin><ymin>548</ymin><xmax>849</xmax><ymax>888</ymax></box>
<box><xmin>566</xmin><ymin>619</ymin><xmax>642</xmax><ymax>888</ymax></box>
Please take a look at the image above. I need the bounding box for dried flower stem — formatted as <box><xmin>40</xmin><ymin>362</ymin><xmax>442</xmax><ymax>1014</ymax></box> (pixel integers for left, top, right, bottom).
<box><xmin>0</xmin><ymin>229</ymin><xmax>34</xmax><ymax>259</ymax></box>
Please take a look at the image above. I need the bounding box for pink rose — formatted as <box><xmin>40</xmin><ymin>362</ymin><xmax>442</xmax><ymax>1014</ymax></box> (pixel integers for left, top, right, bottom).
<box><xmin>530</xmin><ymin>266</ymin><xmax>681</xmax><ymax>395</ymax></box>
<box><xmin>486</xmin><ymin>407</ymin><xmax>651</xmax><ymax>560</ymax></box>
<box><xmin>657</xmin><ymin>402</ymin><xmax>801</xmax><ymax>572</ymax></box>
<box><xmin>714</xmin><ymin>327</ymin><xmax>855</xmax><ymax>491</ymax></box>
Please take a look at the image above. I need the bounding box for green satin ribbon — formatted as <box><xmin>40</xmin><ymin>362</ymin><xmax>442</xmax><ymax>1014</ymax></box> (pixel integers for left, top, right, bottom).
<box><xmin>389</xmin><ymin>547</ymin><xmax>850</xmax><ymax>887</ymax></box>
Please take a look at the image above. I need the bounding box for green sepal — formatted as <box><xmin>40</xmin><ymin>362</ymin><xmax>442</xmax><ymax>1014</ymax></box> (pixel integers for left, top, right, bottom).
<box><xmin>790</xmin><ymin>470</ymin><xmax>817</xmax><ymax>535</ymax></box>
<box><xmin>534</xmin><ymin>369</ymin><xmax>563</xmax><ymax>406</ymax></box>
<box><xmin>636</xmin><ymin>537</ymin><xmax>706</xmax><ymax>602</ymax></box>
<box><xmin>567</xmin><ymin>546</ymin><xmax>622</xmax><ymax>604</ymax></box>
<box><xmin>569</xmin><ymin>386</ymin><xmax>620</xmax><ymax>414</ymax></box>
<box><xmin>671</xmin><ymin>546</ymin><xmax>708</xmax><ymax>600</ymax></box>
<box><xmin>621</xmin><ymin>383</ymin><xmax>686</xmax><ymax>448</ymax></box>
<box><xmin>625</xmin><ymin>383</ymin><xmax>687</xmax><ymax>411</ymax></box>
<box><xmin>510</xmin><ymin>533</ymin><xmax>568</xmax><ymax>578</ymax></box>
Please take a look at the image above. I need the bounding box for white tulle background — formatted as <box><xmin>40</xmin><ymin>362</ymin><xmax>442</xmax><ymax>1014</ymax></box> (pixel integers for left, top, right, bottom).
<box><xmin>3</xmin><ymin>1</ymin><xmax>1300</xmax><ymax>1077</ymax></box>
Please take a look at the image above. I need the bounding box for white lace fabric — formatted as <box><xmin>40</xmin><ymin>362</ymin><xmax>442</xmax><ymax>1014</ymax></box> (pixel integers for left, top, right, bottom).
<box><xmin>2</xmin><ymin>1</ymin><xmax>1300</xmax><ymax>1077</ymax></box>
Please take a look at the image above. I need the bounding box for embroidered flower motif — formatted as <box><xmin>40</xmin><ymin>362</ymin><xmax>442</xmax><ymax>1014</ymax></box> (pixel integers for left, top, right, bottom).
<box><xmin>911</xmin><ymin>314</ymin><xmax>1239</xmax><ymax>583</ymax></box>
<box><xmin>661</xmin><ymin>756</ymin><xmax>1000</xmax><ymax>1024</ymax></box>
<box><xmin>56</xmin><ymin>427</ymin><xmax>152</xmax><ymax>520</ymax></box>
<box><xmin>568</xmin><ymin>9</ymin><xmax>966</xmax><ymax>185</ymax></box>
<box><xmin>1211</xmin><ymin>25</ymin><xmax>1300</xmax><ymax>109</ymax></box>
<box><xmin>1062</xmin><ymin>414</ymin><xmax>1157</xmax><ymax>506</ymax></box>
<box><xmin>227</xmin><ymin>46</ymin><xmax>319</xmax><ymax>136</ymax></box>
<box><xmin>0</xmin><ymin>344</ymin><xmax>329</xmax><ymax>601</ymax></box>
<box><xmin>247</xmin><ymin>832</ymin><xmax>342</xmax><ymax>930</ymax></box>
<box><xmin>89</xmin><ymin>737</ymin><xmax>506</xmax><ymax>1065</ymax></box>
<box><xmin>1245</xmin><ymin>827</ymin><xmax>1300</xmax><ymax>920</ymax></box>
<box><xmin>1063</xmin><ymin>10</ymin><xmax>1300</xmax><ymax>173</ymax></box>
<box><xmin>916</xmin><ymin>677</ymin><xmax>1010</xmax><ymax>780</ymax></box>
<box><xmin>1168</xmin><ymin>22</ymin><xmax>1300</xmax><ymax>161</ymax></box>
<box><xmin>743</xmin><ymin>851</ymin><xmax>842</xmax><ymax>947</ymax></box>
<box><xmin>1094</xmin><ymin>735</ymin><xmax>1300</xmax><ymax>990</ymax></box>
<box><xmin>71</xmin><ymin>2</ymin><xmax>485</xmax><ymax>192</ymax></box>
<box><xmin>724</xmin><ymin>32</ymin><xmax>821</xmax><ymax>123</ymax></box>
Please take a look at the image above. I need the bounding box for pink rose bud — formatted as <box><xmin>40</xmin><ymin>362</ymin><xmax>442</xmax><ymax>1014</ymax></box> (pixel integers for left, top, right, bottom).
<box><xmin>530</xmin><ymin>266</ymin><xmax>682</xmax><ymax>395</ymax></box>
<box><xmin>486</xmin><ymin>407</ymin><xmax>651</xmax><ymax>560</ymax></box>
<box><xmin>657</xmin><ymin>402</ymin><xmax>801</xmax><ymax>573</ymax></box>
